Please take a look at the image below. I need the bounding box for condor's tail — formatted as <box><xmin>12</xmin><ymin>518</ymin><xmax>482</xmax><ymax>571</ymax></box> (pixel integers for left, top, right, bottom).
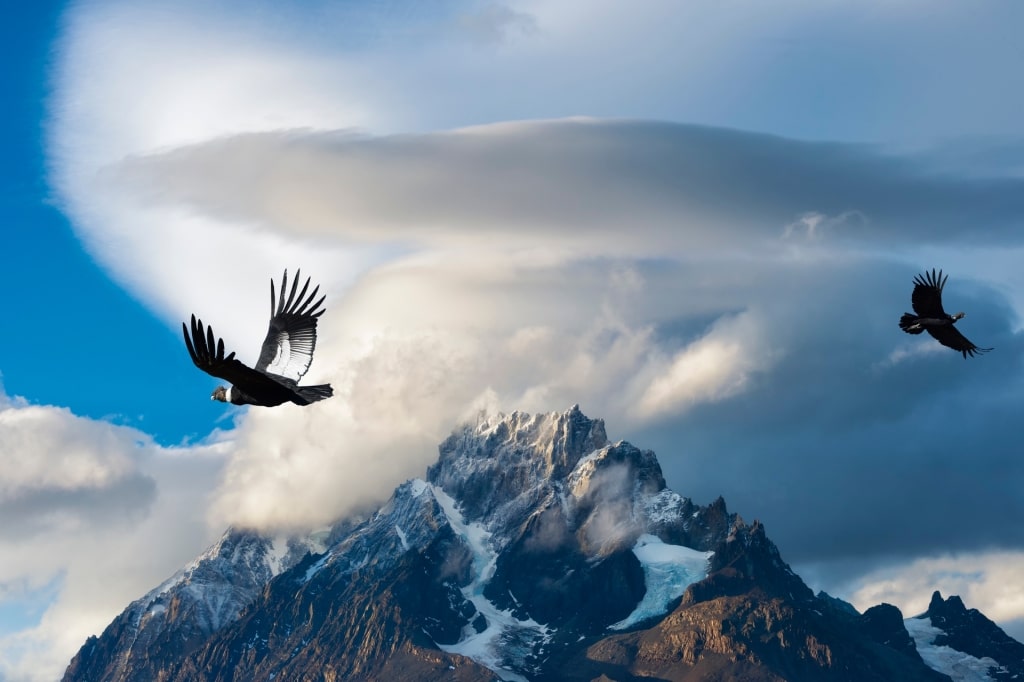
<box><xmin>899</xmin><ymin>313</ymin><xmax>924</xmax><ymax>334</ymax></box>
<box><xmin>297</xmin><ymin>383</ymin><xmax>333</xmax><ymax>404</ymax></box>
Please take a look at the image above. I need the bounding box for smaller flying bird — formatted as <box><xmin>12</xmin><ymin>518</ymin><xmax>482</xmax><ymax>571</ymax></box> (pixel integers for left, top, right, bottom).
<box><xmin>898</xmin><ymin>268</ymin><xmax>992</xmax><ymax>359</ymax></box>
<box><xmin>183</xmin><ymin>269</ymin><xmax>334</xmax><ymax>406</ymax></box>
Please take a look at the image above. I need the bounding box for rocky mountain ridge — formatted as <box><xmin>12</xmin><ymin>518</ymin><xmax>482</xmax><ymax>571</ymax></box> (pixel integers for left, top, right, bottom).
<box><xmin>63</xmin><ymin>406</ymin><xmax>1024</xmax><ymax>681</ymax></box>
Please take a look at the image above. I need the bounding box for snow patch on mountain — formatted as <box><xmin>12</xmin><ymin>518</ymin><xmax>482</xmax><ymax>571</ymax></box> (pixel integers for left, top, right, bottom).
<box><xmin>266</xmin><ymin>536</ymin><xmax>291</xmax><ymax>575</ymax></box>
<box><xmin>431</xmin><ymin>482</ymin><xmax>551</xmax><ymax>681</ymax></box>
<box><xmin>302</xmin><ymin>553</ymin><xmax>331</xmax><ymax>584</ymax></box>
<box><xmin>905</xmin><ymin>617</ymin><xmax>1000</xmax><ymax>682</ymax></box>
<box><xmin>611</xmin><ymin>534</ymin><xmax>713</xmax><ymax>630</ymax></box>
<box><xmin>394</xmin><ymin>525</ymin><xmax>409</xmax><ymax>550</ymax></box>
<box><xmin>431</xmin><ymin>483</ymin><xmax>495</xmax><ymax>579</ymax></box>
<box><xmin>643</xmin><ymin>488</ymin><xmax>688</xmax><ymax>525</ymax></box>
<box><xmin>409</xmin><ymin>477</ymin><xmax>429</xmax><ymax>497</ymax></box>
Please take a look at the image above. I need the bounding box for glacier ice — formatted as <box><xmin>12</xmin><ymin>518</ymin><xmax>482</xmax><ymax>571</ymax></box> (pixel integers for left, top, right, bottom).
<box><xmin>905</xmin><ymin>617</ymin><xmax>1003</xmax><ymax>682</ymax></box>
<box><xmin>610</xmin><ymin>534</ymin><xmax>713</xmax><ymax>630</ymax></box>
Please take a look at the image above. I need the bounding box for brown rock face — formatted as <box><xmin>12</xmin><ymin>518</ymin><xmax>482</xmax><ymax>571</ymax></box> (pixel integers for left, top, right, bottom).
<box><xmin>546</xmin><ymin>528</ymin><xmax>952</xmax><ymax>682</ymax></box>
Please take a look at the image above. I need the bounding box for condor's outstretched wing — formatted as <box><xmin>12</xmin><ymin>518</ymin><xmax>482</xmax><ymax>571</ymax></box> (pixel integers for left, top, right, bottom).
<box><xmin>925</xmin><ymin>325</ymin><xmax>992</xmax><ymax>359</ymax></box>
<box><xmin>910</xmin><ymin>268</ymin><xmax>949</xmax><ymax>317</ymax></box>
<box><xmin>254</xmin><ymin>269</ymin><xmax>326</xmax><ymax>382</ymax></box>
<box><xmin>183</xmin><ymin>315</ymin><xmax>297</xmax><ymax>396</ymax></box>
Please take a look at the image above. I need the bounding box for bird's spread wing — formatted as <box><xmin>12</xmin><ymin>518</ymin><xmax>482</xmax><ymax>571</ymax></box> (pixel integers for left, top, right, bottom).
<box><xmin>254</xmin><ymin>269</ymin><xmax>326</xmax><ymax>382</ymax></box>
<box><xmin>183</xmin><ymin>314</ymin><xmax>296</xmax><ymax>391</ymax></box>
<box><xmin>910</xmin><ymin>268</ymin><xmax>949</xmax><ymax>317</ymax></box>
<box><xmin>925</xmin><ymin>325</ymin><xmax>992</xmax><ymax>359</ymax></box>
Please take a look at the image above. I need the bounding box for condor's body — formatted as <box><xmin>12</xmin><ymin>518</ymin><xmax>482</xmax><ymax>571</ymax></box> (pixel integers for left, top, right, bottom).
<box><xmin>898</xmin><ymin>269</ymin><xmax>991</xmax><ymax>359</ymax></box>
<box><xmin>183</xmin><ymin>270</ymin><xmax>334</xmax><ymax>407</ymax></box>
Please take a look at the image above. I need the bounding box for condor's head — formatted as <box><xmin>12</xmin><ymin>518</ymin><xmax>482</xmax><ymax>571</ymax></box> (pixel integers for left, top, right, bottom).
<box><xmin>211</xmin><ymin>386</ymin><xmax>230</xmax><ymax>402</ymax></box>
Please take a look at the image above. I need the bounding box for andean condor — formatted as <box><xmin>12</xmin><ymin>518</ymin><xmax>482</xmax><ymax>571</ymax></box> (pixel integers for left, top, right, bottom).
<box><xmin>183</xmin><ymin>269</ymin><xmax>334</xmax><ymax>406</ymax></box>
<box><xmin>898</xmin><ymin>268</ymin><xmax>992</xmax><ymax>359</ymax></box>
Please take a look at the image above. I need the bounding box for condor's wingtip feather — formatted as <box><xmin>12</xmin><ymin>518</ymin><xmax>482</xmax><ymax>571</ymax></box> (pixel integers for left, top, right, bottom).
<box><xmin>310</xmin><ymin>293</ymin><xmax>326</xmax><ymax>317</ymax></box>
<box><xmin>293</xmin><ymin>285</ymin><xmax>322</xmax><ymax>317</ymax></box>
<box><xmin>182</xmin><ymin>321</ymin><xmax>199</xmax><ymax>364</ymax></box>
<box><xmin>913</xmin><ymin>268</ymin><xmax>948</xmax><ymax>294</ymax></box>
<box><xmin>965</xmin><ymin>346</ymin><xmax>993</xmax><ymax>359</ymax></box>
<box><xmin>278</xmin><ymin>269</ymin><xmax>295</xmax><ymax>315</ymax></box>
<box><xmin>290</xmin><ymin>275</ymin><xmax>312</xmax><ymax>314</ymax></box>
<box><xmin>270</xmin><ymin>277</ymin><xmax>277</xmax><ymax>320</ymax></box>
<box><xmin>189</xmin><ymin>316</ymin><xmax>204</xmax><ymax>357</ymax></box>
<box><xmin>206</xmin><ymin>323</ymin><xmax>216</xmax><ymax>360</ymax></box>
<box><xmin>270</xmin><ymin>269</ymin><xmax>325</xmax><ymax>318</ymax></box>
<box><xmin>284</xmin><ymin>268</ymin><xmax>302</xmax><ymax>313</ymax></box>
<box><xmin>276</xmin><ymin>269</ymin><xmax>290</xmax><ymax>316</ymax></box>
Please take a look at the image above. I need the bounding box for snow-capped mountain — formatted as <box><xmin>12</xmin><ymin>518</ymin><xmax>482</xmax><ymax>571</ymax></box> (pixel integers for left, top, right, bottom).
<box><xmin>64</xmin><ymin>407</ymin><xmax>1024</xmax><ymax>681</ymax></box>
<box><xmin>905</xmin><ymin>591</ymin><xmax>1024</xmax><ymax>682</ymax></box>
<box><xmin>63</xmin><ymin>528</ymin><xmax>327</xmax><ymax>682</ymax></box>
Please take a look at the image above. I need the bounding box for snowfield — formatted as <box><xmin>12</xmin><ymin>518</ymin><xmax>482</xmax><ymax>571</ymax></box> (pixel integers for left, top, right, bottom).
<box><xmin>905</xmin><ymin>617</ymin><xmax>1002</xmax><ymax>682</ymax></box>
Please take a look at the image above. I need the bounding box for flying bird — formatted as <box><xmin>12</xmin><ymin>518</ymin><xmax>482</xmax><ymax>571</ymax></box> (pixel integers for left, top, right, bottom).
<box><xmin>898</xmin><ymin>268</ymin><xmax>992</xmax><ymax>359</ymax></box>
<box><xmin>183</xmin><ymin>269</ymin><xmax>334</xmax><ymax>406</ymax></box>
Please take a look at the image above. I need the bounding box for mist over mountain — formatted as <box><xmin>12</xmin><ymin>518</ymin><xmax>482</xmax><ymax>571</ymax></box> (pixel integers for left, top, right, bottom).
<box><xmin>64</xmin><ymin>407</ymin><xmax>1022</xmax><ymax>681</ymax></box>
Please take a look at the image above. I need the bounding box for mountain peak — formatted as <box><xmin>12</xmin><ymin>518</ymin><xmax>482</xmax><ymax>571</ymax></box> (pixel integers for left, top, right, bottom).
<box><xmin>435</xmin><ymin>405</ymin><xmax>609</xmax><ymax>471</ymax></box>
<box><xmin>426</xmin><ymin>406</ymin><xmax>611</xmax><ymax>526</ymax></box>
<box><xmin>927</xmin><ymin>590</ymin><xmax>968</xmax><ymax>616</ymax></box>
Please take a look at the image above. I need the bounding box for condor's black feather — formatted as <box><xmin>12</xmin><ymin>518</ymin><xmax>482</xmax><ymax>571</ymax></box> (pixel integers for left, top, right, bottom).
<box><xmin>182</xmin><ymin>270</ymin><xmax>334</xmax><ymax>406</ymax></box>
<box><xmin>898</xmin><ymin>268</ymin><xmax>992</xmax><ymax>359</ymax></box>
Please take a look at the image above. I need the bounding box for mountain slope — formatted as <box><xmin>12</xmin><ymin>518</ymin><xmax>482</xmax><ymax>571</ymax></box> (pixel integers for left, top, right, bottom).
<box><xmin>63</xmin><ymin>529</ymin><xmax>325</xmax><ymax>682</ymax></box>
<box><xmin>904</xmin><ymin>591</ymin><xmax>1024</xmax><ymax>681</ymax></box>
<box><xmin>64</xmin><ymin>406</ymin><xmax>1022</xmax><ymax>681</ymax></box>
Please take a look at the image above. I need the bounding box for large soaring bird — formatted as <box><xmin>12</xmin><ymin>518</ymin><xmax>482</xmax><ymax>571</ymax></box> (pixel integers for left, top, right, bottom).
<box><xmin>899</xmin><ymin>269</ymin><xmax>992</xmax><ymax>359</ymax></box>
<box><xmin>183</xmin><ymin>270</ymin><xmax>334</xmax><ymax>406</ymax></box>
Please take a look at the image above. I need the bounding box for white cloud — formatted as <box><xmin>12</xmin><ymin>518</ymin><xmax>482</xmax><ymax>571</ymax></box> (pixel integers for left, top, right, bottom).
<box><xmin>846</xmin><ymin>552</ymin><xmax>1024</xmax><ymax>628</ymax></box>
<box><xmin>783</xmin><ymin>210</ymin><xmax>867</xmax><ymax>241</ymax></box>
<box><xmin>877</xmin><ymin>339</ymin><xmax>949</xmax><ymax>368</ymax></box>
<box><xmin>0</xmin><ymin>385</ymin><xmax>227</xmax><ymax>681</ymax></box>
<box><xmin>0</xmin><ymin>402</ymin><xmax>140</xmax><ymax>499</ymax></box>
<box><xmin>634</xmin><ymin>311</ymin><xmax>779</xmax><ymax>420</ymax></box>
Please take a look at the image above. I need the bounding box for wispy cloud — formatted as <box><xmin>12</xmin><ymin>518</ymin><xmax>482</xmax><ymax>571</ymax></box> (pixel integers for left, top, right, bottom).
<box><xmin>634</xmin><ymin>311</ymin><xmax>778</xmax><ymax>420</ymax></box>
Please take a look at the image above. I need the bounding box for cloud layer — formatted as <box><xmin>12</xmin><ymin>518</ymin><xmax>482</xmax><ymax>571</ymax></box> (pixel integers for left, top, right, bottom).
<box><xmin>103</xmin><ymin>122</ymin><xmax>1024</xmax><ymax>253</ymax></box>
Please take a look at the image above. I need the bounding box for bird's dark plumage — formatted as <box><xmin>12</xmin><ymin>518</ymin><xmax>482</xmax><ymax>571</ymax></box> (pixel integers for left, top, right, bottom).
<box><xmin>182</xmin><ymin>270</ymin><xmax>334</xmax><ymax>406</ymax></box>
<box><xmin>898</xmin><ymin>268</ymin><xmax>992</xmax><ymax>359</ymax></box>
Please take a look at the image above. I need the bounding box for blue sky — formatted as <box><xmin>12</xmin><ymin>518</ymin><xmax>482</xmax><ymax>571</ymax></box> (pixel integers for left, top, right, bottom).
<box><xmin>1</xmin><ymin>1</ymin><xmax>220</xmax><ymax>445</ymax></box>
<box><xmin>3</xmin><ymin>1</ymin><xmax>1024</xmax><ymax>679</ymax></box>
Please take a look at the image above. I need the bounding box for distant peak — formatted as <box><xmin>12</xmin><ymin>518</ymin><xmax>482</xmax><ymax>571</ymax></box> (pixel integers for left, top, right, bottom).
<box><xmin>927</xmin><ymin>590</ymin><xmax>967</xmax><ymax>617</ymax></box>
